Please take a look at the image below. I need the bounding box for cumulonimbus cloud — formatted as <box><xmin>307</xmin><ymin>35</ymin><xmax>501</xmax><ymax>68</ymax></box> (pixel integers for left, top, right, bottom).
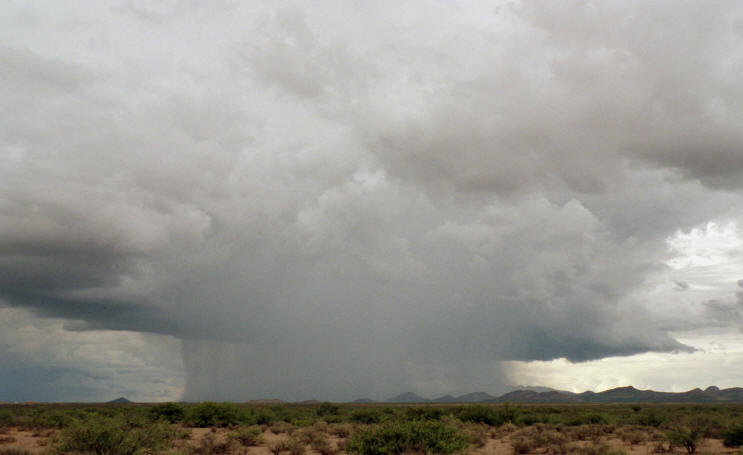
<box><xmin>1</xmin><ymin>0</ymin><xmax>742</xmax><ymax>401</ymax></box>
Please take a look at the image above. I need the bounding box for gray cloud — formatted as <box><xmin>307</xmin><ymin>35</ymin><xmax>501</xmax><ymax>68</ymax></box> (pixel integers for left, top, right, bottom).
<box><xmin>1</xmin><ymin>0</ymin><xmax>742</xmax><ymax>401</ymax></box>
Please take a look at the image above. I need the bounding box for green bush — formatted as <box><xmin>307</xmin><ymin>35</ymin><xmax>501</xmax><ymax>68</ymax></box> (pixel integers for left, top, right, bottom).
<box><xmin>404</xmin><ymin>408</ymin><xmax>443</xmax><ymax>421</ymax></box>
<box><xmin>254</xmin><ymin>408</ymin><xmax>277</xmax><ymax>425</ymax></box>
<box><xmin>666</xmin><ymin>426</ymin><xmax>705</xmax><ymax>454</ymax></box>
<box><xmin>345</xmin><ymin>420</ymin><xmax>468</xmax><ymax>455</ymax></box>
<box><xmin>351</xmin><ymin>409</ymin><xmax>384</xmax><ymax>425</ymax></box>
<box><xmin>149</xmin><ymin>403</ymin><xmax>185</xmax><ymax>423</ymax></box>
<box><xmin>185</xmin><ymin>402</ymin><xmax>245</xmax><ymax>427</ymax></box>
<box><xmin>634</xmin><ymin>409</ymin><xmax>666</xmax><ymax>427</ymax></box>
<box><xmin>316</xmin><ymin>402</ymin><xmax>340</xmax><ymax>417</ymax></box>
<box><xmin>455</xmin><ymin>406</ymin><xmax>509</xmax><ymax>426</ymax></box>
<box><xmin>566</xmin><ymin>413</ymin><xmax>610</xmax><ymax>426</ymax></box>
<box><xmin>723</xmin><ymin>423</ymin><xmax>743</xmax><ymax>447</ymax></box>
<box><xmin>58</xmin><ymin>416</ymin><xmax>174</xmax><ymax>455</ymax></box>
<box><xmin>29</xmin><ymin>410</ymin><xmax>73</xmax><ymax>429</ymax></box>
<box><xmin>0</xmin><ymin>410</ymin><xmax>15</xmax><ymax>427</ymax></box>
<box><xmin>229</xmin><ymin>426</ymin><xmax>264</xmax><ymax>446</ymax></box>
<box><xmin>191</xmin><ymin>432</ymin><xmax>236</xmax><ymax>455</ymax></box>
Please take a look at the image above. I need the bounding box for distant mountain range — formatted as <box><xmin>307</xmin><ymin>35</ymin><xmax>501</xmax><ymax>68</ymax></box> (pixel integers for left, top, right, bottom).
<box><xmin>361</xmin><ymin>386</ymin><xmax>743</xmax><ymax>404</ymax></box>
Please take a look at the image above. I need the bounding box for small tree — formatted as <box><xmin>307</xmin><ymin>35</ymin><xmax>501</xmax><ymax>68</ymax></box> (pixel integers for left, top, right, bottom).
<box><xmin>666</xmin><ymin>425</ymin><xmax>705</xmax><ymax>454</ymax></box>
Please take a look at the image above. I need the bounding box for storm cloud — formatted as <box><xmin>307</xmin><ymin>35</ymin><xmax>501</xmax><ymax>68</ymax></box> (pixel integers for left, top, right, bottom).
<box><xmin>1</xmin><ymin>0</ymin><xmax>743</xmax><ymax>401</ymax></box>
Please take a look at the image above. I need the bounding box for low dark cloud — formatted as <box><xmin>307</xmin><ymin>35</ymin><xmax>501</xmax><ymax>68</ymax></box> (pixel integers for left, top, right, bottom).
<box><xmin>1</xmin><ymin>0</ymin><xmax>742</xmax><ymax>401</ymax></box>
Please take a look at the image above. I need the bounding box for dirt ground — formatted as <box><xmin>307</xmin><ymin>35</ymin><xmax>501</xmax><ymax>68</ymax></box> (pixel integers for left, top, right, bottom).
<box><xmin>0</xmin><ymin>425</ymin><xmax>738</xmax><ymax>454</ymax></box>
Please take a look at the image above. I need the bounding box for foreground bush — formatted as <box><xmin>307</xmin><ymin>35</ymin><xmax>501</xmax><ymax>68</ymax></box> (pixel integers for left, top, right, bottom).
<box><xmin>229</xmin><ymin>425</ymin><xmax>264</xmax><ymax>446</ymax></box>
<box><xmin>345</xmin><ymin>420</ymin><xmax>468</xmax><ymax>455</ymax></box>
<box><xmin>666</xmin><ymin>426</ymin><xmax>704</xmax><ymax>454</ymax></box>
<box><xmin>723</xmin><ymin>423</ymin><xmax>743</xmax><ymax>447</ymax></box>
<box><xmin>190</xmin><ymin>432</ymin><xmax>236</xmax><ymax>455</ymax></box>
<box><xmin>58</xmin><ymin>416</ymin><xmax>174</xmax><ymax>455</ymax></box>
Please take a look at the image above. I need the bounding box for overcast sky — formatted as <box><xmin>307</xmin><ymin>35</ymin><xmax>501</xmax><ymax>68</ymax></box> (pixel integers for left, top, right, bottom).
<box><xmin>2</xmin><ymin>0</ymin><xmax>743</xmax><ymax>402</ymax></box>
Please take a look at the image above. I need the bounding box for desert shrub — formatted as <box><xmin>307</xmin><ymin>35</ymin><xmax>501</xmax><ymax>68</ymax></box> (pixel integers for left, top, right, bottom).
<box><xmin>574</xmin><ymin>443</ymin><xmax>626</xmax><ymax>455</ymax></box>
<box><xmin>666</xmin><ymin>426</ymin><xmax>704</xmax><ymax>454</ymax></box>
<box><xmin>229</xmin><ymin>425</ymin><xmax>263</xmax><ymax>446</ymax></box>
<box><xmin>269</xmin><ymin>438</ymin><xmax>290</xmax><ymax>455</ymax></box>
<box><xmin>295</xmin><ymin>425</ymin><xmax>328</xmax><ymax>447</ymax></box>
<box><xmin>404</xmin><ymin>408</ymin><xmax>443</xmax><ymax>421</ymax></box>
<box><xmin>190</xmin><ymin>432</ymin><xmax>236</xmax><ymax>455</ymax></box>
<box><xmin>463</xmin><ymin>424</ymin><xmax>488</xmax><ymax>448</ymax></box>
<box><xmin>492</xmin><ymin>422</ymin><xmax>518</xmax><ymax>438</ymax></box>
<box><xmin>286</xmin><ymin>437</ymin><xmax>306</xmax><ymax>455</ymax></box>
<box><xmin>511</xmin><ymin>427</ymin><xmax>567</xmax><ymax>453</ymax></box>
<box><xmin>58</xmin><ymin>415</ymin><xmax>174</xmax><ymax>455</ymax></box>
<box><xmin>0</xmin><ymin>449</ymin><xmax>31</xmax><ymax>455</ymax></box>
<box><xmin>311</xmin><ymin>435</ymin><xmax>338</xmax><ymax>455</ymax></box>
<box><xmin>455</xmin><ymin>406</ymin><xmax>509</xmax><ymax>426</ymax></box>
<box><xmin>565</xmin><ymin>413</ymin><xmax>609</xmax><ymax>426</ymax></box>
<box><xmin>634</xmin><ymin>410</ymin><xmax>666</xmax><ymax>427</ymax></box>
<box><xmin>620</xmin><ymin>428</ymin><xmax>648</xmax><ymax>445</ymax></box>
<box><xmin>345</xmin><ymin>420</ymin><xmax>468</xmax><ymax>455</ymax></box>
<box><xmin>150</xmin><ymin>403</ymin><xmax>186</xmax><ymax>424</ymax></box>
<box><xmin>254</xmin><ymin>408</ymin><xmax>277</xmax><ymax>425</ymax></box>
<box><xmin>499</xmin><ymin>404</ymin><xmax>520</xmax><ymax>424</ymax></box>
<box><xmin>269</xmin><ymin>421</ymin><xmax>295</xmax><ymax>434</ymax></box>
<box><xmin>536</xmin><ymin>429</ymin><xmax>568</xmax><ymax>447</ymax></box>
<box><xmin>0</xmin><ymin>412</ymin><xmax>14</xmax><ymax>428</ymax></box>
<box><xmin>565</xmin><ymin>424</ymin><xmax>605</xmax><ymax>442</ymax></box>
<box><xmin>185</xmin><ymin>402</ymin><xmax>244</xmax><ymax>427</ymax></box>
<box><xmin>511</xmin><ymin>436</ymin><xmax>537</xmax><ymax>454</ymax></box>
<box><xmin>351</xmin><ymin>410</ymin><xmax>383</xmax><ymax>425</ymax></box>
<box><xmin>316</xmin><ymin>403</ymin><xmax>340</xmax><ymax>417</ymax></box>
<box><xmin>329</xmin><ymin>423</ymin><xmax>353</xmax><ymax>438</ymax></box>
<box><xmin>28</xmin><ymin>410</ymin><xmax>73</xmax><ymax>429</ymax></box>
<box><xmin>723</xmin><ymin>423</ymin><xmax>743</xmax><ymax>447</ymax></box>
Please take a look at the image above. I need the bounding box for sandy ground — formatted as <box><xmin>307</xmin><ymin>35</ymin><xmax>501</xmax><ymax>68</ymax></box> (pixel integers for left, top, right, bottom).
<box><xmin>0</xmin><ymin>427</ymin><xmax>56</xmax><ymax>454</ymax></box>
<box><xmin>0</xmin><ymin>425</ymin><xmax>738</xmax><ymax>454</ymax></box>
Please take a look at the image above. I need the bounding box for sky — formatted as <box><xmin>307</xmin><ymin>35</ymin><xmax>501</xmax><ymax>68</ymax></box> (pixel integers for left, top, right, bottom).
<box><xmin>1</xmin><ymin>0</ymin><xmax>743</xmax><ymax>402</ymax></box>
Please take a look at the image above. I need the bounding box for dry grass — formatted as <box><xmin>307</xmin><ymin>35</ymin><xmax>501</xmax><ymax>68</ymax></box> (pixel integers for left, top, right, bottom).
<box><xmin>464</xmin><ymin>424</ymin><xmax>489</xmax><ymax>448</ymax></box>
<box><xmin>268</xmin><ymin>422</ymin><xmax>295</xmax><ymax>435</ymax></box>
<box><xmin>189</xmin><ymin>432</ymin><xmax>237</xmax><ymax>455</ymax></box>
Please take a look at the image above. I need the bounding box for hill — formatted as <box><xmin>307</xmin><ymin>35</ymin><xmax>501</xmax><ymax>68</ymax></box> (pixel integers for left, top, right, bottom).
<box><xmin>353</xmin><ymin>385</ymin><xmax>743</xmax><ymax>404</ymax></box>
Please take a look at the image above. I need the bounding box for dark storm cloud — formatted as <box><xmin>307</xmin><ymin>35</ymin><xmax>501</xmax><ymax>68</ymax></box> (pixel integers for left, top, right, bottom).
<box><xmin>0</xmin><ymin>364</ymin><xmax>100</xmax><ymax>402</ymax></box>
<box><xmin>1</xmin><ymin>0</ymin><xmax>743</xmax><ymax>401</ymax></box>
